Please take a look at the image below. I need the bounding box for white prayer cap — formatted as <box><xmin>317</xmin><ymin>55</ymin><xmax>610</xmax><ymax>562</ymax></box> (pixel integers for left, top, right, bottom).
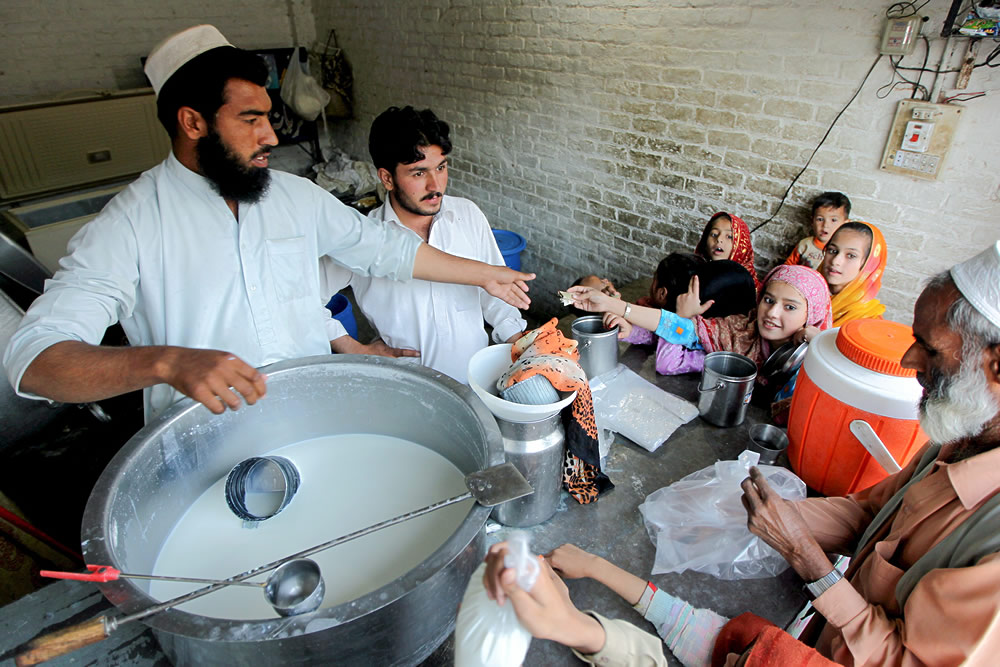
<box><xmin>144</xmin><ymin>25</ymin><xmax>233</xmax><ymax>96</ymax></box>
<box><xmin>950</xmin><ymin>240</ymin><xmax>1000</xmax><ymax>329</ymax></box>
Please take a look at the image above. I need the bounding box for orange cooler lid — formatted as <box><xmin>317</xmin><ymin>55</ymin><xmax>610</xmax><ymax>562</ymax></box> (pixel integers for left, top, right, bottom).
<box><xmin>835</xmin><ymin>319</ymin><xmax>916</xmax><ymax>377</ymax></box>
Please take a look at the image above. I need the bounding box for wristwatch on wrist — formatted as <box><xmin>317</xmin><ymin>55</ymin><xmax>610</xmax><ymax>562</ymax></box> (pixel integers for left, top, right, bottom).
<box><xmin>622</xmin><ymin>302</ymin><xmax>632</xmax><ymax>319</ymax></box>
<box><xmin>804</xmin><ymin>568</ymin><xmax>842</xmax><ymax>600</ymax></box>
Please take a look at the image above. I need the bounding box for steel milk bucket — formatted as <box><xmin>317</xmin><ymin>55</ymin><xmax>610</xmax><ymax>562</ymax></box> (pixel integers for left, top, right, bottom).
<box><xmin>698</xmin><ymin>351</ymin><xmax>757</xmax><ymax>427</ymax></box>
<box><xmin>492</xmin><ymin>413</ymin><xmax>565</xmax><ymax>527</ymax></box>
<box><xmin>571</xmin><ymin>315</ymin><xmax>619</xmax><ymax>379</ymax></box>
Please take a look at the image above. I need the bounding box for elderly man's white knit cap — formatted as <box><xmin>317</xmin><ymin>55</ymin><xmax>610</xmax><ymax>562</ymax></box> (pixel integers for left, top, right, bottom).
<box><xmin>144</xmin><ymin>25</ymin><xmax>233</xmax><ymax>96</ymax></box>
<box><xmin>950</xmin><ymin>240</ymin><xmax>1000</xmax><ymax>329</ymax></box>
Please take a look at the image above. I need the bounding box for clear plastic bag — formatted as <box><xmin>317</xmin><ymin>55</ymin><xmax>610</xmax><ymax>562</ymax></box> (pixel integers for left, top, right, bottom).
<box><xmin>639</xmin><ymin>451</ymin><xmax>807</xmax><ymax>580</ymax></box>
<box><xmin>454</xmin><ymin>532</ymin><xmax>539</xmax><ymax>667</ymax></box>
<box><xmin>280</xmin><ymin>47</ymin><xmax>330</xmax><ymax>121</ymax></box>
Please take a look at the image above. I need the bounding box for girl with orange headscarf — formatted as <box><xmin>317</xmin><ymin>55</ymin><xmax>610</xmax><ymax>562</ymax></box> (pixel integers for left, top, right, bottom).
<box><xmin>818</xmin><ymin>221</ymin><xmax>887</xmax><ymax>326</ymax></box>
<box><xmin>694</xmin><ymin>212</ymin><xmax>762</xmax><ymax>291</ymax></box>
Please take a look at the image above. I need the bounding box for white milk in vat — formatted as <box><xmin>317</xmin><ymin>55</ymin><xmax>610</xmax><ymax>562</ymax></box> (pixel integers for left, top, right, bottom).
<box><xmin>149</xmin><ymin>433</ymin><xmax>473</xmax><ymax>619</ymax></box>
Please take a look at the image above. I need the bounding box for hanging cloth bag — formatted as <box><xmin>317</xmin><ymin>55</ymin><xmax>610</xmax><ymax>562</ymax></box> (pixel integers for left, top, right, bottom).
<box><xmin>320</xmin><ymin>29</ymin><xmax>354</xmax><ymax>118</ymax></box>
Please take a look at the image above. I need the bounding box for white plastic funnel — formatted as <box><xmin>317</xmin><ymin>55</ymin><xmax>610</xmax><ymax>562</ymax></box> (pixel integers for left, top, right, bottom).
<box><xmin>466</xmin><ymin>344</ymin><xmax>575</xmax><ymax>423</ymax></box>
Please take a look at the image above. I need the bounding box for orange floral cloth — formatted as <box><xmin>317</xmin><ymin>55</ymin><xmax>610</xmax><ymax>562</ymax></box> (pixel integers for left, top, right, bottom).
<box><xmin>498</xmin><ymin>319</ymin><xmax>612</xmax><ymax>503</ymax></box>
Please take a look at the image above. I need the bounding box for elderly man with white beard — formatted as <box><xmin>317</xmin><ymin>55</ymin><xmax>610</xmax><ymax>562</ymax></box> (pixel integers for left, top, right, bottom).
<box><xmin>482</xmin><ymin>243</ymin><xmax>1000</xmax><ymax>667</ymax></box>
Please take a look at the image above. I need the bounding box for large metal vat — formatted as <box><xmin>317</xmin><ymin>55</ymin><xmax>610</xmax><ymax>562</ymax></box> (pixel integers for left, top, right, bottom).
<box><xmin>81</xmin><ymin>355</ymin><xmax>504</xmax><ymax>665</ymax></box>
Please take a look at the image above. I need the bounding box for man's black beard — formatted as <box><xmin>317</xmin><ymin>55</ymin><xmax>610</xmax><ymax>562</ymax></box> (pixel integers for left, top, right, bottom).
<box><xmin>196</xmin><ymin>128</ymin><xmax>271</xmax><ymax>204</ymax></box>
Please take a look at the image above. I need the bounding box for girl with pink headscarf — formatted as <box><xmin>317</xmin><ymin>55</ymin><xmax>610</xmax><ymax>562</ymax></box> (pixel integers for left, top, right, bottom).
<box><xmin>567</xmin><ymin>265</ymin><xmax>832</xmax><ymax>418</ymax></box>
<box><xmin>693</xmin><ymin>264</ymin><xmax>832</xmax><ymax>366</ymax></box>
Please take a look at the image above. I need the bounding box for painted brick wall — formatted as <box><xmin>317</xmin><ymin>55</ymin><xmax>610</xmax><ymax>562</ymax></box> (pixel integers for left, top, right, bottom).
<box><xmin>315</xmin><ymin>0</ymin><xmax>1000</xmax><ymax>323</ymax></box>
<box><xmin>0</xmin><ymin>0</ymin><xmax>314</xmax><ymax>105</ymax></box>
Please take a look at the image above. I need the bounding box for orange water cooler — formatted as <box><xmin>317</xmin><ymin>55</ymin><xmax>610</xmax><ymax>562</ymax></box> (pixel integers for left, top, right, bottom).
<box><xmin>787</xmin><ymin>320</ymin><xmax>927</xmax><ymax>496</ymax></box>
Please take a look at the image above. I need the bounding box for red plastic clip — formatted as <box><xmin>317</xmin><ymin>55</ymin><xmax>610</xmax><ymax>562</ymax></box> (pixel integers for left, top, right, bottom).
<box><xmin>39</xmin><ymin>564</ymin><xmax>122</xmax><ymax>582</ymax></box>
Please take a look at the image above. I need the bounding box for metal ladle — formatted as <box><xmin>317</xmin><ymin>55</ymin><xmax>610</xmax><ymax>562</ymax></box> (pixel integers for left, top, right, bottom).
<box><xmin>41</xmin><ymin>557</ymin><xmax>325</xmax><ymax>618</ymax></box>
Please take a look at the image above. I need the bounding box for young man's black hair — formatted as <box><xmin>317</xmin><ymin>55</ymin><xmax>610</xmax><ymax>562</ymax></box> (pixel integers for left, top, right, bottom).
<box><xmin>155</xmin><ymin>46</ymin><xmax>270</xmax><ymax>138</ymax></box>
<box><xmin>368</xmin><ymin>106</ymin><xmax>452</xmax><ymax>173</ymax></box>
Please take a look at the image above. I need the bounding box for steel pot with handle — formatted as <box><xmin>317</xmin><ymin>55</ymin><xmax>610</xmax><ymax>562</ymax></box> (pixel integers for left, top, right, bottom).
<box><xmin>81</xmin><ymin>355</ymin><xmax>503</xmax><ymax>666</ymax></box>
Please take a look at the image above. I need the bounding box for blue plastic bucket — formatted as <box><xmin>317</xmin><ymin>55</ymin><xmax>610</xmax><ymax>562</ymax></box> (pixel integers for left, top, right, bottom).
<box><xmin>492</xmin><ymin>229</ymin><xmax>527</xmax><ymax>271</ymax></box>
<box><xmin>325</xmin><ymin>293</ymin><xmax>359</xmax><ymax>339</ymax></box>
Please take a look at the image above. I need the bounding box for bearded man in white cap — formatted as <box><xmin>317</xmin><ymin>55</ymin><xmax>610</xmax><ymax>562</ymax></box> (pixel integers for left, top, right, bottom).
<box><xmin>481</xmin><ymin>243</ymin><xmax>1000</xmax><ymax>666</ymax></box>
<box><xmin>3</xmin><ymin>25</ymin><xmax>533</xmax><ymax>422</ymax></box>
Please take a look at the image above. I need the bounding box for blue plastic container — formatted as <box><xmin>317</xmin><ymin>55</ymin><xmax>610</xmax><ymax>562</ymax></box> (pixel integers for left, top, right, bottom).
<box><xmin>492</xmin><ymin>229</ymin><xmax>527</xmax><ymax>271</ymax></box>
<box><xmin>325</xmin><ymin>293</ymin><xmax>359</xmax><ymax>339</ymax></box>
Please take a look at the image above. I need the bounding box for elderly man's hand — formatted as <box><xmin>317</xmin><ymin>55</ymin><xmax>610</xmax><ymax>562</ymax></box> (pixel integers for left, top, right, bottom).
<box><xmin>741</xmin><ymin>467</ymin><xmax>834</xmax><ymax>582</ymax></box>
<box><xmin>483</xmin><ymin>542</ymin><xmax>606</xmax><ymax>654</ymax></box>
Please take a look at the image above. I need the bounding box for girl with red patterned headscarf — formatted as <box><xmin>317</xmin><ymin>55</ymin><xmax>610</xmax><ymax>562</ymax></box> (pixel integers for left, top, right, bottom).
<box><xmin>694</xmin><ymin>212</ymin><xmax>761</xmax><ymax>291</ymax></box>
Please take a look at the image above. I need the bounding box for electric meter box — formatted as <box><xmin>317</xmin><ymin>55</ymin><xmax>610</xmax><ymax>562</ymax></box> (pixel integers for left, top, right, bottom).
<box><xmin>881</xmin><ymin>15</ymin><xmax>922</xmax><ymax>56</ymax></box>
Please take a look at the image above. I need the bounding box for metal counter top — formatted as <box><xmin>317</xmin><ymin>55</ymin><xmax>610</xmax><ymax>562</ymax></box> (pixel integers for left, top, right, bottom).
<box><xmin>0</xmin><ymin>317</ymin><xmax>804</xmax><ymax>666</ymax></box>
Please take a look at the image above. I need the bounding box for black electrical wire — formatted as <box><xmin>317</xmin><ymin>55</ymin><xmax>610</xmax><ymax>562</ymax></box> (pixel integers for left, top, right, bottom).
<box><xmin>750</xmin><ymin>54</ymin><xmax>883</xmax><ymax>235</ymax></box>
<box><xmin>886</xmin><ymin>0</ymin><xmax>933</xmax><ymax>18</ymax></box>
<box><xmin>879</xmin><ymin>55</ymin><xmax>931</xmax><ymax>99</ymax></box>
<box><xmin>911</xmin><ymin>34</ymin><xmax>931</xmax><ymax>98</ymax></box>
<box><xmin>893</xmin><ymin>40</ymin><xmax>1000</xmax><ymax>72</ymax></box>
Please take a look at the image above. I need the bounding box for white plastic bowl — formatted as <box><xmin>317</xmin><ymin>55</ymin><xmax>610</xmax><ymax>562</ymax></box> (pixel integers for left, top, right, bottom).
<box><xmin>466</xmin><ymin>344</ymin><xmax>576</xmax><ymax>423</ymax></box>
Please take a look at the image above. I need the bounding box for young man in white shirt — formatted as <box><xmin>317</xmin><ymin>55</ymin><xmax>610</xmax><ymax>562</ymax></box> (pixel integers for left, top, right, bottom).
<box><xmin>322</xmin><ymin>106</ymin><xmax>526</xmax><ymax>383</ymax></box>
<box><xmin>3</xmin><ymin>27</ymin><xmax>533</xmax><ymax>421</ymax></box>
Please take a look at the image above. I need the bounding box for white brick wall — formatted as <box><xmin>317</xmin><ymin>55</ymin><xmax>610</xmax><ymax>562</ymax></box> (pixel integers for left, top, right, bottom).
<box><xmin>314</xmin><ymin>0</ymin><xmax>1000</xmax><ymax>323</ymax></box>
<box><xmin>0</xmin><ymin>1</ymin><xmax>314</xmax><ymax>104</ymax></box>
<box><xmin>3</xmin><ymin>1</ymin><xmax>996</xmax><ymax>323</ymax></box>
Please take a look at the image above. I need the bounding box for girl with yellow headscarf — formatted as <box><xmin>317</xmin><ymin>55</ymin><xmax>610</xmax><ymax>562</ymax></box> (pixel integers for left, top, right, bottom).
<box><xmin>819</xmin><ymin>221</ymin><xmax>887</xmax><ymax>326</ymax></box>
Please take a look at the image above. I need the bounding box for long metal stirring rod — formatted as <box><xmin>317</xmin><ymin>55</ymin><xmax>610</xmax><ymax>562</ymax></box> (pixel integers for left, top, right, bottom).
<box><xmin>117</xmin><ymin>572</ymin><xmax>264</xmax><ymax>587</ymax></box>
<box><xmin>104</xmin><ymin>490</ymin><xmax>476</xmax><ymax>632</ymax></box>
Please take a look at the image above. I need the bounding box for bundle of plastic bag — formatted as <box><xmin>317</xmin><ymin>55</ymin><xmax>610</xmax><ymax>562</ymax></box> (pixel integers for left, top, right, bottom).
<box><xmin>454</xmin><ymin>532</ymin><xmax>540</xmax><ymax>667</ymax></box>
<box><xmin>640</xmin><ymin>450</ymin><xmax>806</xmax><ymax>580</ymax></box>
<box><xmin>590</xmin><ymin>365</ymin><xmax>698</xmax><ymax>452</ymax></box>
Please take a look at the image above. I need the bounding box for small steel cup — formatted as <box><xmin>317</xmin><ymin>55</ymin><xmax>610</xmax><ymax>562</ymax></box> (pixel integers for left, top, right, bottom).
<box><xmin>748</xmin><ymin>424</ymin><xmax>789</xmax><ymax>465</ymax></box>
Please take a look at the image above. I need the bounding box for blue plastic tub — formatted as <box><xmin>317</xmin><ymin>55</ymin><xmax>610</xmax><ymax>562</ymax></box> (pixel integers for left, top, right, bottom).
<box><xmin>492</xmin><ymin>229</ymin><xmax>527</xmax><ymax>271</ymax></box>
<box><xmin>325</xmin><ymin>293</ymin><xmax>359</xmax><ymax>339</ymax></box>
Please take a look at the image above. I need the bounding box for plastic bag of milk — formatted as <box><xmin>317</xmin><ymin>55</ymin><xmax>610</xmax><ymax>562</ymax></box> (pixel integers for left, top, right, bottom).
<box><xmin>454</xmin><ymin>532</ymin><xmax>540</xmax><ymax>667</ymax></box>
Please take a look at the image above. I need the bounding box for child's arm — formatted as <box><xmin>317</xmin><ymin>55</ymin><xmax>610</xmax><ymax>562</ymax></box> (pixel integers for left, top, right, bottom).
<box><xmin>604</xmin><ymin>313</ymin><xmax>642</xmax><ymax>342</ymax></box>
<box><xmin>567</xmin><ymin>286</ymin><xmax>661</xmax><ymax>332</ymax></box>
<box><xmin>793</xmin><ymin>326</ymin><xmax>821</xmax><ymax>345</ymax></box>
<box><xmin>546</xmin><ymin>544</ymin><xmax>729</xmax><ymax>666</ymax></box>
<box><xmin>653</xmin><ymin>339</ymin><xmax>705</xmax><ymax>375</ymax></box>
<box><xmin>546</xmin><ymin>544</ymin><xmax>647</xmax><ymax>605</ymax></box>
<box><xmin>784</xmin><ymin>246</ymin><xmax>802</xmax><ymax>265</ymax></box>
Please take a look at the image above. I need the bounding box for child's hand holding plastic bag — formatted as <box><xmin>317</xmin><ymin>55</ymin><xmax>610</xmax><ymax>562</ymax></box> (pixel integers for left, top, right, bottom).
<box><xmin>455</xmin><ymin>532</ymin><xmax>539</xmax><ymax>667</ymax></box>
<box><xmin>639</xmin><ymin>450</ymin><xmax>807</xmax><ymax>580</ymax></box>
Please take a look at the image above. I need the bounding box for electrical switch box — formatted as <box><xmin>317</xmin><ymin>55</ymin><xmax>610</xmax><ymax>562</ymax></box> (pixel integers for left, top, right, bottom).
<box><xmin>879</xmin><ymin>100</ymin><xmax>962</xmax><ymax>180</ymax></box>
